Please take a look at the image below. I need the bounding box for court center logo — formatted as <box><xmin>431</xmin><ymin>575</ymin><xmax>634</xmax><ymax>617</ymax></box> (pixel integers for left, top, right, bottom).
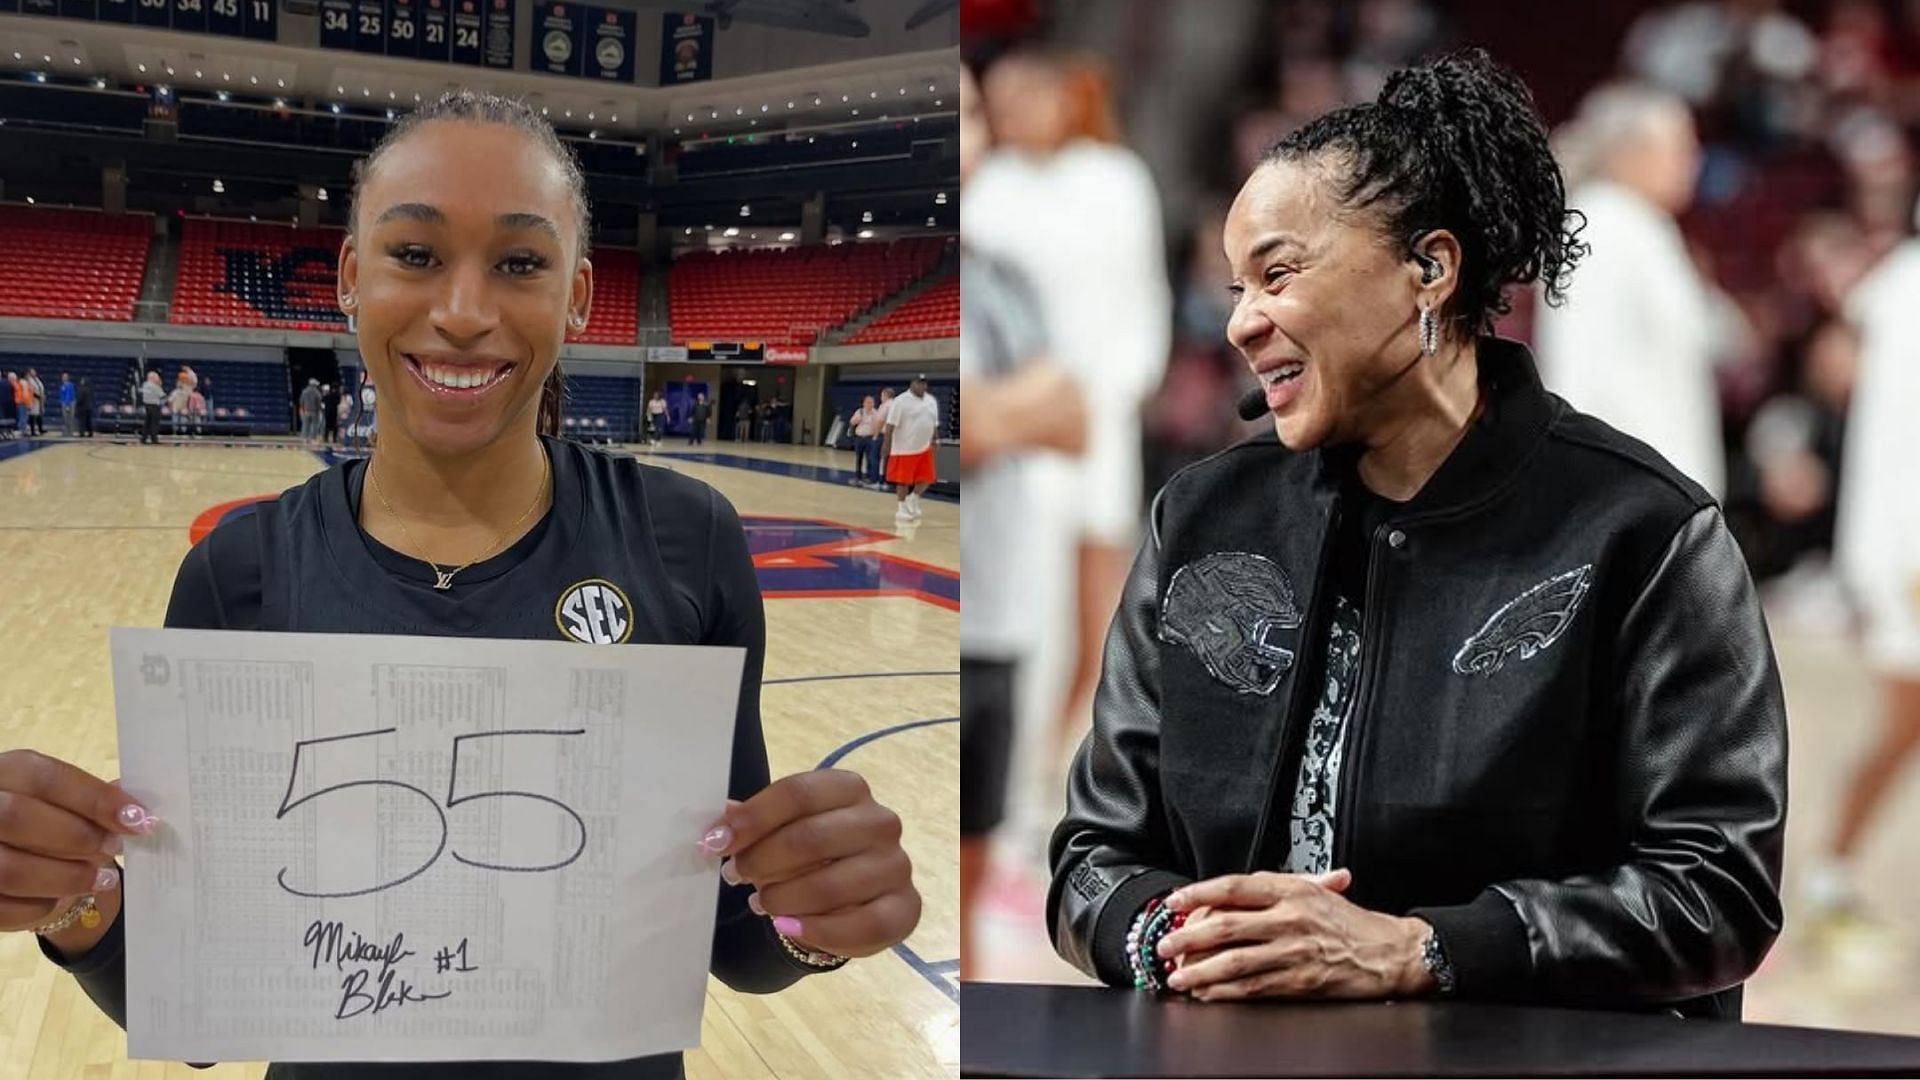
<box><xmin>555</xmin><ymin>578</ymin><xmax>633</xmax><ymax>644</ymax></box>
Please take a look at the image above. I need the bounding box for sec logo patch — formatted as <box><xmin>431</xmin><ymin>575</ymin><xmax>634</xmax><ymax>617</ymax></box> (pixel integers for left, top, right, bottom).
<box><xmin>555</xmin><ymin>579</ymin><xmax>633</xmax><ymax>644</ymax></box>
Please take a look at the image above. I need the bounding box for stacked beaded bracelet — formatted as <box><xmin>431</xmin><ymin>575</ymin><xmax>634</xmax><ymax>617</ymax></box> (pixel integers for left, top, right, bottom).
<box><xmin>1124</xmin><ymin>894</ymin><xmax>1187</xmax><ymax>992</ymax></box>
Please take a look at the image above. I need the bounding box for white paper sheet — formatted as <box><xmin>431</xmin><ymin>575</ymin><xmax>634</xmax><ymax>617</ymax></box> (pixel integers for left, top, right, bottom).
<box><xmin>108</xmin><ymin>627</ymin><xmax>743</xmax><ymax>1064</ymax></box>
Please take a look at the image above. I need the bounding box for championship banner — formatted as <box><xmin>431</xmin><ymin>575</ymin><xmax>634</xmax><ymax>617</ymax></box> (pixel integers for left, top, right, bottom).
<box><xmin>658</xmin><ymin>12</ymin><xmax>712</xmax><ymax>85</ymax></box>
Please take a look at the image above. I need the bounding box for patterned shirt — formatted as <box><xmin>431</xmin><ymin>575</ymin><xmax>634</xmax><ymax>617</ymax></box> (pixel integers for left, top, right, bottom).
<box><xmin>1282</xmin><ymin>594</ymin><xmax>1363</xmax><ymax>874</ymax></box>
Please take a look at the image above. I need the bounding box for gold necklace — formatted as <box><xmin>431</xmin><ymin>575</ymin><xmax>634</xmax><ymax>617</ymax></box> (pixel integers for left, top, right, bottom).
<box><xmin>368</xmin><ymin>450</ymin><xmax>551</xmax><ymax>590</ymax></box>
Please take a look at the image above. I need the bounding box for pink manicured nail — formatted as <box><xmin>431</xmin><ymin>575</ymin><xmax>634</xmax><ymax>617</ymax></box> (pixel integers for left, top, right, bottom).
<box><xmin>117</xmin><ymin>804</ymin><xmax>149</xmax><ymax>829</ymax></box>
<box><xmin>748</xmin><ymin>892</ymin><xmax>765</xmax><ymax>915</ymax></box>
<box><xmin>772</xmin><ymin>916</ymin><xmax>802</xmax><ymax>937</ymax></box>
<box><xmin>94</xmin><ymin>866</ymin><xmax>120</xmax><ymax>891</ymax></box>
<box><xmin>698</xmin><ymin>825</ymin><xmax>733</xmax><ymax>855</ymax></box>
<box><xmin>720</xmin><ymin>859</ymin><xmax>744</xmax><ymax>886</ymax></box>
<box><xmin>1167</xmin><ymin>971</ymin><xmax>1188</xmax><ymax>991</ymax></box>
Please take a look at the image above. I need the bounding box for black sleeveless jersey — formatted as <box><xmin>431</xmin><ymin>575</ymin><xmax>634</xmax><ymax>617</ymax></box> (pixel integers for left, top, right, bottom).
<box><xmin>52</xmin><ymin>436</ymin><xmax>816</xmax><ymax>1079</ymax></box>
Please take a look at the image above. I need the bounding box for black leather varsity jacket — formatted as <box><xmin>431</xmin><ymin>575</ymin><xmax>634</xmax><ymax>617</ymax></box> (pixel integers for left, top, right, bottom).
<box><xmin>1048</xmin><ymin>337</ymin><xmax>1786</xmax><ymax>1018</ymax></box>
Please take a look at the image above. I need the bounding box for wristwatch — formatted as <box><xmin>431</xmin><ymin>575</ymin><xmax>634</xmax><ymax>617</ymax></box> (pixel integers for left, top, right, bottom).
<box><xmin>1420</xmin><ymin>924</ymin><xmax>1457</xmax><ymax>996</ymax></box>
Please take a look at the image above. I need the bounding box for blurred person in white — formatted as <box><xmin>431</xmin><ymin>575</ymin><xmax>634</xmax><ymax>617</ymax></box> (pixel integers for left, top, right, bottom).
<box><xmin>958</xmin><ymin>63</ymin><xmax>1087</xmax><ymax>978</ymax></box>
<box><xmin>965</xmin><ymin>47</ymin><xmax>1172</xmax><ymax>754</ymax></box>
<box><xmin>1805</xmin><ymin>200</ymin><xmax>1920</xmax><ymax>922</ymax></box>
<box><xmin>1537</xmin><ymin>82</ymin><xmax>1727</xmax><ymax>497</ymax></box>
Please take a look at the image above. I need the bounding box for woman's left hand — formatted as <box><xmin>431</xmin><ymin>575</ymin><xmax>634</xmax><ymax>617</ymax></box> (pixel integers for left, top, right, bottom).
<box><xmin>1156</xmin><ymin>870</ymin><xmax>1435</xmax><ymax>1001</ymax></box>
<box><xmin>702</xmin><ymin>769</ymin><xmax>921</xmax><ymax>959</ymax></box>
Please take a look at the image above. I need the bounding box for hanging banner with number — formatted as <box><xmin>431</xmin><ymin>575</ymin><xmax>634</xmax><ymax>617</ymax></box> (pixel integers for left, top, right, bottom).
<box><xmin>384</xmin><ymin>0</ymin><xmax>417</xmax><ymax>58</ymax></box>
<box><xmin>109</xmin><ymin>627</ymin><xmax>741</xmax><ymax>1062</ymax></box>
<box><xmin>416</xmin><ymin>0</ymin><xmax>447</xmax><ymax>61</ymax></box>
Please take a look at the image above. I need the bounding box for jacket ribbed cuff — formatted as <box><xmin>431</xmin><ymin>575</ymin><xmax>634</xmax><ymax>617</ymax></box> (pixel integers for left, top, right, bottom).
<box><xmin>1090</xmin><ymin>869</ymin><xmax>1192</xmax><ymax>987</ymax></box>
<box><xmin>1408</xmin><ymin>887</ymin><xmax>1532</xmax><ymax>999</ymax></box>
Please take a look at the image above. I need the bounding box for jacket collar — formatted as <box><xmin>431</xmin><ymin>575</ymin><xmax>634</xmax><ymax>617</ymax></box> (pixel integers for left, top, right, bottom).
<box><xmin>1306</xmin><ymin>335</ymin><xmax>1559</xmax><ymax>517</ymax></box>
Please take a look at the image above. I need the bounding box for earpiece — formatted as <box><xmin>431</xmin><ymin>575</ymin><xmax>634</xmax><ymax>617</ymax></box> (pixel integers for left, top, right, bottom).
<box><xmin>1408</xmin><ymin>230</ymin><xmax>1443</xmax><ymax>285</ymax></box>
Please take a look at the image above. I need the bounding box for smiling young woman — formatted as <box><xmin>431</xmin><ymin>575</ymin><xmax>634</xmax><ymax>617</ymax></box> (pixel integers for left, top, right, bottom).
<box><xmin>16</xmin><ymin>91</ymin><xmax>920</xmax><ymax>1080</ymax></box>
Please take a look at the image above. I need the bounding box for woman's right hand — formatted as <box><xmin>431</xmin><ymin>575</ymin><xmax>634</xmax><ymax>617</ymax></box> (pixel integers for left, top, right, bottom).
<box><xmin>0</xmin><ymin>749</ymin><xmax>154</xmax><ymax>933</ymax></box>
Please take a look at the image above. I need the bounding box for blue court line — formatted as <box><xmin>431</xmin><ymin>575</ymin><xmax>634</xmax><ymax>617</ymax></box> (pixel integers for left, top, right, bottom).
<box><xmin>817</xmin><ymin>716</ymin><xmax>958</xmax><ymax>770</ymax></box>
<box><xmin>764</xmin><ymin>670</ymin><xmax>959</xmax><ymax>686</ymax></box>
<box><xmin>651</xmin><ymin>451</ymin><xmax>959</xmax><ymax>503</ymax></box>
<box><xmin>814</xmin><ymin>715</ymin><xmax>962</xmax><ymax>1004</ymax></box>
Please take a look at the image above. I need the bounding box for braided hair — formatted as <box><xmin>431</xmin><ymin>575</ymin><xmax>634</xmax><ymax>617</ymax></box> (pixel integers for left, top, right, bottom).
<box><xmin>348</xmin><ymin>90</ymin><xmax>588</xmax><ymax>437</ymax></box>
<box><xmin>1263</xmin><ymin>48</ymin><xmax>1587</xmax><ymax>340</ymax></box>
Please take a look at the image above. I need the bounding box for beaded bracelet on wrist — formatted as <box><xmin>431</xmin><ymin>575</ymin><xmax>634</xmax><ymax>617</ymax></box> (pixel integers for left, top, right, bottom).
<box><xmin>1123</xmin><ymin>894</ymin><xmax>1188</xmax><ymax>992</ymax></box>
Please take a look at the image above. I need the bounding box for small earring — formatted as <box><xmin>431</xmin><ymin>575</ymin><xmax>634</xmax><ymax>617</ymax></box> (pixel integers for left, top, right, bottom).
<box><xmin>339</xmin><ymin>294</ymin><xmax>354</xmax><ymax>309</ymax></box>
<box><xmin>1419</xmin><ymin>307</ymin><xmax>1438</xmax><ymax>356</ymax></box>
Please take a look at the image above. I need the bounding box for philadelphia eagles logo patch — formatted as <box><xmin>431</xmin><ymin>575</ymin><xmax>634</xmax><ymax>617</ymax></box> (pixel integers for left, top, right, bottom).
<box><xmin>1452</xmin><ymin>565</ymin><xmax>1593</xmax><ymax>676</ymax></box>
<box><xmin>1159</xmin><ymin>552</ymin><xmax>1301</xmax><ymax>696</ymax></box>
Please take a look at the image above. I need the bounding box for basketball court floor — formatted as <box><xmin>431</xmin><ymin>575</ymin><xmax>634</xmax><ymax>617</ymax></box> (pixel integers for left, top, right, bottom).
<box><xmin>0</xmin><ymin>432</ymin><xmax>958</xmax><ymax>1080</ymax></box>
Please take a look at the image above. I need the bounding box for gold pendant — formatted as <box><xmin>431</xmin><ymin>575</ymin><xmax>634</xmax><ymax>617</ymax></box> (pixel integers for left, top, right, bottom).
<box><xmin>80</xmin><ymin>905</ymin><xmax>101</xmax><ymax>929</ymax></box>
<box><xmin>433</xmin><ymin>570</ymin><xmax>455</xmax><ymax>590</ymax></box>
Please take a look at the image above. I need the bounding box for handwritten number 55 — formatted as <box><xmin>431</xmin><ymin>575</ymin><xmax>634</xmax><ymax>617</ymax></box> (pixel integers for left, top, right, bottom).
<box><xmin>275</xmin><ymin>727</ymin><xmax>587</xmax><ymax>898</ymax></box>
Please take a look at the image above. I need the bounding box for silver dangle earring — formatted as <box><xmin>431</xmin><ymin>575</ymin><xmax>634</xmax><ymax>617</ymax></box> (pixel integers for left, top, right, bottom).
<box><xmin>1419</xmin><ymin>307</ymin><xmax>1438</xmax><ymax>356</ymax></box>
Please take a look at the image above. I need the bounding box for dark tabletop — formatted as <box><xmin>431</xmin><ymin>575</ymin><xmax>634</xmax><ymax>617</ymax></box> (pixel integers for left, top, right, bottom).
<box><xmin>960</xmin><ymin>983</ymin><xmax>1920</xmax><ymax>1077</ymax></box>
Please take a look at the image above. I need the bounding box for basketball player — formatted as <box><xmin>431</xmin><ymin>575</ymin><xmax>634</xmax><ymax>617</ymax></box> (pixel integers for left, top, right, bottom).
<box><xmin>4</xmin><ymin>91</ymin><xmax>920</xmax><ymax>1078</ymax></box>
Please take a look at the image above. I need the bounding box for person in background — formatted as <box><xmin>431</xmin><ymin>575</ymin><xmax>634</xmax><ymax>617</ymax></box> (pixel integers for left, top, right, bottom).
<box><xmin>58</xmin><ymin>373</ymin><xmax>75</xmax><ymax>438</ymax></box>
<box><xmin>298</xmin><ymin>377</ymin><xmax>324</xmax><ymax>447</ymax></box>
<box><xmin>322</xmin><ymin>382</ymin><xmax>342</xmax><ymax>447</ymax></box>
<box><xmin>691</xmin><ymin>391</ymin><xmax>711</xmax><ymax>446</ymax></box>
<box><xmin>968</xmin><ymin>47</ymin><xmax>1174</xmax><ymax>757</ymax></box>
<box><xmin>872</xmin><ymin>387</ymin><xmax>896</xmax><ymax>487</ymax></box>
<box><xmin>883</xmin><ymin>376</ymin><xmax>940</xmax><ymax>522</ymax></box>
<box><xmin>1535</xmin><ymin>82</ymin><xmax>1725</xmax><ymax>497</ymax></box>
<box><xmin>959</xmin><ymin>60</ymin><xmax>1089</xmax><ymax>979</ymax></box>
<box><xmin>75</xmin><ymin>378</ymin><xmax>93</xmax><ymax>438</ymax></box>
<box><xmin>357</xmin><ymin>374</ymin><xmax>378</xmax><ymax>451</ymax></box>
<box><xmin>188</xmin><ymin>383</ymin><xmax>207</xmax><ymax>438</ymax></box>
<box><xmin>137</xmin><ymin>371</ymin><xmax>165</xmax><ymax>445</ymax></box>
<box><xmin>1807</xmin><ymin>202</ymin><xmax>1920</xmax><ymax>926</ymax></box>
<box><xmin>848</xmin><ymin>395</ymin><xmax>880</xmax><ymax>487</ymax></box>
<box><xmin>25</xmin><ymin>369</ymin><xmax>45</xmax><ymax>437</ymax></box>
<box><xmin>5</xmin><ymin>372</ymin><xmax>22</xmax><ymax>439</ymax></box>
<box><xmin>734</xmin><ymin>397</ymin><xmax>753</xmax><ymax>443</ymax></box>
<box><xmin>166</xmin><ymin>373</ymin><xmax>192</xmax><ymax>441</ymax></box>
<box><xmin>647</xmin><ymin>389</ymin><xmax>668</xmax><ymax>445</ymax></box>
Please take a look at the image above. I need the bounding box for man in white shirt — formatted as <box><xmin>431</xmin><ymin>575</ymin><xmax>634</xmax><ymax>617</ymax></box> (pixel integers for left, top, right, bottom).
<box><xmin>882</xmin><ymin>375</ymin><xmax>940</xmax><ymax>520</ymax></box>
<box><xmin>1536</xmin><ymin>82</ymin><xmax>1725</xmax><ymax>497</ymax></box>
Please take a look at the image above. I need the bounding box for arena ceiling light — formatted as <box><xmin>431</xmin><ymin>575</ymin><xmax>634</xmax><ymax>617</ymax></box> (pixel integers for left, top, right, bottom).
<box><xmin>317</xmin><ymin>187</ymin><xmax>328</xmax><ymax>200</ymax></box>
<box><xmin>723</xmin><ymin>226</ymin><xmax>740</xmax><ymax>237</ymax></box>
<box><xmin>71</xmin><ymin>57</ymin><xmax>81</xmax><ymax>66</ymax></box>
<box><xmin>778</xmin><ymin>232</ymin><xmax>795</xmax><ymax>241</ymax></box>
<box><xmin>934</xmin><ymin>192</ymin><xmax>946</xmax><ymax>204</ymax></box>
<box><xmin>215</xmin><ymin>89</ymin><xmax>230</xmax><ymax>101</ymax></box>
<box><xmin>211</xmin><ymin>179</ymin><xmax>224</xmax><ymax>193</ymax></box>
<box><xmin>734</xmin><ymin>107</ymin><xmax>742</xmax><ymax>115</ymax></box>
<box><xmin>925</xmin><ymin>217</ymin><xmax>935</xmax><ymax>227</ymax></box>
<box><xmin>934</xmin><ymin>99</ymin><xmax>943</xmax><ymax>106</ymax></box>
<box><xmin>10</xmin><ymin>52</ymin><xmax>19</xmax><ymax>61</ymax></box>
<box><xmin>739</xmin><ymin>204</ymin><xmax>750</xmax><ymax>217</ymax></box>
<box><xmin>861</xmin><ymin>210</ymin><xmax>872</xmax><ymax>223</ymax></box>
<box><xmin>193</xmin><ymin>68</ymin><xmax>201</xmax><ymax>77</ymax></box>
<box><xmin>23</xmin><ymin>196</ymin><xmax>33</xmax><ymax>205</ymax></box>
<box><xmin>330</xmin><ymin>103</ymin><xmax>342</xmax><ymax>114</ymax></box>
<box><xmin>277</xmin><ymin>78</ymin><xmax>285</xmax><ymax>87</ymax></box>
<box><xmin>869</xmin><ymin>90</ymin><xmax>877</xmax><ymax>98</ymax></box>
<box><xmin>587</xmin><ymin>130</ymin><xmax>597</xmax><ymax>139</ymax></box>
<box><xmin>857</xmin><ymin>228</ymin><xmax>874</xmax><ymax>239</ymax></box>
<box><xmin>587</xmin><ymin>111</ymin><xmax>594</xmax><ymax>120</ymax></box>
<box><xmin>164</xmin><ymin>65</ymin><xmax>174</xmax><ymax>74</ymax></box>
<box><xmin>609</xmin><ymin>113</ymin><xmax>617</xmax><ymax>122</ymax></box>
